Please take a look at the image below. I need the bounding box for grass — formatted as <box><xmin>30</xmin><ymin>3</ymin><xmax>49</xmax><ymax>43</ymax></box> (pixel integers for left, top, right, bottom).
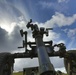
<box><xmin>13</xmin><ymin>72</ymin><xmax>23</xmax><ymax>75</ymax></box>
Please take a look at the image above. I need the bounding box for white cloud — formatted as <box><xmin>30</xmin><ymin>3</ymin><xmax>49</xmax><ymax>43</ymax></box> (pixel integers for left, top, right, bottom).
<box><xmin>45</xmin><ymin>12</ymin><xmax>76</xmax><ymax>27</ymax></box>
<box><xmin>58</xmin><ymin>0</ymin><xmax>69</xmax><ymax>3</ymax></box>
<box><xmin>0</xmin><ymin>22</ymin><xmax>16</xmax><ymax>34</ymax></box>
<box><xmin>35</xmin><ymin>12</ymin><xmax>76</xmax><ymax>28</ymax></box>
<box><xmin>39</xmin><ymin>1</ymin><xmax>53</xmax><ymax>9</ymax></box>
<box><xmin>67</xmin><ymin>28</ymin><xmax>76</xmax><ymax>39</ymax></box>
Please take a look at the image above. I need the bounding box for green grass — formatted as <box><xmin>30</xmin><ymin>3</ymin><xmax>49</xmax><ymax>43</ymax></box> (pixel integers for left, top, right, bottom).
<box><xmin>13</xmin><ymin>72</ymin><xmax>23</xmax><ymax>75</ymax></box>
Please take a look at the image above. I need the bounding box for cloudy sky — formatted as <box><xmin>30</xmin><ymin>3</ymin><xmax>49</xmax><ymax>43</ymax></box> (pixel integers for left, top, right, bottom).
<box><xmin>0</xmin><ymin>0</ymin><xmax>76</xmax><ymax>73</ymax></box>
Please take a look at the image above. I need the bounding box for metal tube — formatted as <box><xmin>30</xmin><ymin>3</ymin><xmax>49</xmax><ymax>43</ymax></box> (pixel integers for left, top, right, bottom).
<box><xmin>35</xmin><ymin>35</ymin><xmax>55</xmax><ymax>75</ymax></box>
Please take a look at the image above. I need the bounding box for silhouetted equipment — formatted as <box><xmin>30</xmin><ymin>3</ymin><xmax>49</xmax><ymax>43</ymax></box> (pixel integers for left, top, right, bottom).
<box><xmin>0</xmin><ymin>19</ymin><xmax>76</xmax><ymax>75</ymax></box>
<box><xmin>64</xmin><ymin>50</ymin><xmax>76</xmax><ymax>75</ymax></box>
